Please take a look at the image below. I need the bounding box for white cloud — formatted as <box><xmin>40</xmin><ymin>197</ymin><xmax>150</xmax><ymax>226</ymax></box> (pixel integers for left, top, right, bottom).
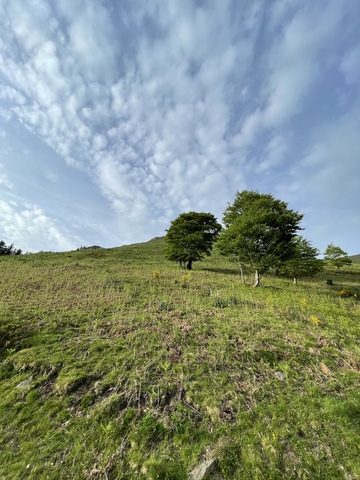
<box><xmin>257</xmin><ymin>135</ymin><xmax>287</xmax><ymax>173</ymax></box>
<box><xmin>92</xmin><ymin>135</ymin><xmax>108</xmax><ymax>151</ymax></box>
<box><xmin>0</xmin><ymin>163</ymin><xmax>13</xmax><ymax>189</ymax></box>
<box><xmin>263</xmin><ymin>1</ymin><xmax>344</xmax><ymax>127</ymax></box>
<box><xmin>0</xmin><ymin>0</ymin><xmax>359</xmax><ymax>253</ymax></box>
<box><xmin>0</xmin><ymin>199</ymin><xmax>81</xmax><ymax>252</ymax></box>
<box><xmin>0</xmin><ymin>85</ymin><xmax>26</xmax><ymax>105</ymax></box>
<box><xmin>231</xmin><ymin>109</ymin><xmax>262</xmax><ymax>150</ymax></box>
<box><xmin>45</xmin><ymin>171</ymin><xmax>59</xmax><ymax>183</ymax></box>
<box><xmin>276</xmin><ymin>106</ymin><xmax>360</xmax><ymax>253</ymax></box>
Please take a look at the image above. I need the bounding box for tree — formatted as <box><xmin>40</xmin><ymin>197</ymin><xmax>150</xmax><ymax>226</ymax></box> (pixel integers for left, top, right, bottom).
<box><xmin>279</xmin><ymin>236</ymin><xmax>323</xmax><ymax>284</ymax></box>
<box><xmin>165</xmin><ymin>212</ymin><xmax>222</xmax><ymax>270</ymax></box>
<box><xmin>0</xmin><ymin>240</ymin><xmax>22</xmax><ymax>256</ymax></box>
<box><xmin>217</xmin><ymin>191</ymin><xmax>303</xmax><ymax>286</ymax></box>
<box><xmin>324</xmin><ymin>243</ymin><xmax>352</xmax><ymax>271</ymax></box>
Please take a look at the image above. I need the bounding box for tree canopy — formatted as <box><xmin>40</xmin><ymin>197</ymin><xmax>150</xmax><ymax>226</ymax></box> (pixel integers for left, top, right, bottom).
<box><xmin>165</xmin><ymin>212</ymin><xmax>221</xmax><ymax>270</ymax></box>
<box><xmin>217</xmin><ymin>191</ymin><xmax>303</xmax><ymax>285</ymax></box>
<box><xmin>0</xmin><ymin>240</ymin><xmax>22</xmax><ymax>256</ymax></box>
<box><xmin>279</xmin><ymin>236</ymin><xmax>323</xmax><ymax>283</ymax></box>
<box><xmin>324</xmin><ymin>243</ymin><xmax>352</xmax><ymax>271</ymax></box>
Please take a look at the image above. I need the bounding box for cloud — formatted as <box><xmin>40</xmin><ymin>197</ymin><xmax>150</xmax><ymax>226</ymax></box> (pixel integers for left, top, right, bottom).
<box><xmin>0</xmin><ymin>0</ymin><xmax>359</xmax><ymax>253</ymax></box>
<box><xmin>0</xmin><ymin>199</ymin><xmax>81</xmax><ymax>252</ymax></box>
<box><xmin>58</xmin><ymin>0</ymin><xmax>120</xmax><ymax>83</ymax></box>
<box><xmin>0</xmin><ymin>85</ymin><xmax>26</xmax><ymax>105</ymax></box>
<box><xmin>263</xmin><ymin>1</ymin><xmax>347</xmax><ymax>127</ymax></box>
<box><xmin>0</xmin><ymin>163</ymin><xmax>13</xmax><ymax>189</ymax></box>
<box><xmin>276</xmin><ymin>105</ymin><xmax>360</xmax><ymax>253</ymax></box>
<box><xmin>256</xmin><ymin>135</ymin><xmax>287</xmax><ymax>173</ymax></box>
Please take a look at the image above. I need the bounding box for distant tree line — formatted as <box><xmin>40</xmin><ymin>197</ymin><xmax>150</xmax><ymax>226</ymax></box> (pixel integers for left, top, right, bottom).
<box><xmin>165</xmin><ymin>190</ymin><xmax>351</xmax><ymax>286</ymax></box>
<box><xmin>0</xmin><ymin>240</ymin><xmax>22</xmax><ymax>256</ymax></box>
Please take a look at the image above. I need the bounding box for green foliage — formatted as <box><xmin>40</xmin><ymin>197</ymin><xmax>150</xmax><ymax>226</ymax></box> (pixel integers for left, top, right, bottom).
<box><xmin>217</xmin><ymin>191</ymin><xmax>303</xmax><ymax>274</ymax></box>
<box><xmin>165</xmin><ymin>212</ymin><xmax>221</xmax><ymax>270</ymax></box>
<box><xmin>0</xmin><ymin>240</ymin><xmax>22</xmax><ymax>255</ymax></box>
<box><xmin>324</xmin><ymin>243</ymin><xmax>352</xmax><ymax>271</ymax></box>
<box><xmin>280</xmin><ymin>236</ymin><xmax>324</xmax><ymax>279</ymax></box>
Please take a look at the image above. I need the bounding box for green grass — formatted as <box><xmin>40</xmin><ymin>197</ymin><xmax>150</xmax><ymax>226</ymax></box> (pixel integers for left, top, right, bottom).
<box><xmin>0</xmin><ymin>239</ymin><xmax>359</xmax><ymax>479</ymax></box>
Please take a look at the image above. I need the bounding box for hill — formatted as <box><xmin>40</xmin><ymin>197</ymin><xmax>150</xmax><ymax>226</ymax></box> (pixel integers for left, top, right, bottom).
<box><xmin>349</xmin><ymin>253</ymin><xmax>360</xmax><ymax>264</ymax></box>
<box><xmin>0</xmin><ymin>239</ymin><xmax>359</xmax><ymax>479</ymax></box>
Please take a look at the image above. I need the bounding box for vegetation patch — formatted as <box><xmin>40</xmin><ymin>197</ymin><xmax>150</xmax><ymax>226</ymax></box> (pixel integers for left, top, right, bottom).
<box><xmin>0</xmin><ymin>239</ymin><xmax>359</xmax><ymax>479</ymax></box>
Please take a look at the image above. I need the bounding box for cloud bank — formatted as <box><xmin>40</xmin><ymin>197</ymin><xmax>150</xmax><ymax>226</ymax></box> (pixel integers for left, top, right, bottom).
<box><xmin>0</xmin><ymin>0</ymin><xmax>359</xmax><ymax>253</ymax></box>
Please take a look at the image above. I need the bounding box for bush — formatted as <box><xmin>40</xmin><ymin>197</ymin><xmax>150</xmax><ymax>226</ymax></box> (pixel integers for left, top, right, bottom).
<box><xmin>0</xmin><ymin>240</ymin><xmax>22</xmax><ymax>255</ymax></box>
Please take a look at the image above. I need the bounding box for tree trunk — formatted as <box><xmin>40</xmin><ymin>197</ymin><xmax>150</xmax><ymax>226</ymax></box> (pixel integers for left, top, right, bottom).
<box><xmin>240</xmin><ymin>265</ymin><xmax>245</xmax><ymax>284</ymax></box>
<box><xmin>253</xmin><ymin>270</ymin><xmax>261</xmax><ymax>287</ymax></box>
<box><xmin>235</xmin><ymin>258</ymin><xmax>246</xmax><ymax>283</ymax></box>
<box><xmin>293</xmin><ymin>276</ymin><xmax>297</xmax><ymax>285</ymax></box>
<box><xmin>186</xmin><ymin>260</ymin><xmax>193</xmax><ymax>270</ymax></box>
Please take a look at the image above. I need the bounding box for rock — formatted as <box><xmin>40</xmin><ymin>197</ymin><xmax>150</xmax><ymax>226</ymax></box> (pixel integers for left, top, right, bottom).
<box><xmin>189</xmin><ymin>458</ymin><xmax>223</xmax><ymax>480</ymax></box>
<box><xmin>274</xmin><ymin>371</ymin><xmax>286</xmax><ymax>381</ymax></box>
<box><xmin>320</xmin><ymin>362</ymin><xmax>331</xmax><ymax>375</ymax></box>
<box><xmin>16</xmin><ymin>376</ymin><xmax>33</xmax><ymax>389</ymax></box>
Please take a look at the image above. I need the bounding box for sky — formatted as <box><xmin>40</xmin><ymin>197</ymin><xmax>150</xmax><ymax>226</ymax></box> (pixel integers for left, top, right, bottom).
<box><xmin>0</xmin><ymin>0</ymin><xmax>359</xmax><ymax>255</ymax></box>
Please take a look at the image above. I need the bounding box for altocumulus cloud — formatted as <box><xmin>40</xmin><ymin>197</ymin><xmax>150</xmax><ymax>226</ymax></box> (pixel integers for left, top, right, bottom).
<box><xmin>0</xmin><ymin>0</ymin><xmax>359</xmax><ymax>253</ymax></box>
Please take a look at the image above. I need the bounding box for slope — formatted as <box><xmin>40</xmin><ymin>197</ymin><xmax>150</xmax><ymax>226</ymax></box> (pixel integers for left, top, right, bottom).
<box><xmin>0</xmin><ymin>239</ymin><xmax>359</xmax><ymax>479</ymax></box>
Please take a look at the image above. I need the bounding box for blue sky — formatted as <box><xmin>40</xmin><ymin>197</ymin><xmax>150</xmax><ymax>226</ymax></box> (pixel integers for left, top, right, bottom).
<box><xmin>0</xmin><ymin>0</ymin><xmax>359</xmax><ymax>255</ymax></box>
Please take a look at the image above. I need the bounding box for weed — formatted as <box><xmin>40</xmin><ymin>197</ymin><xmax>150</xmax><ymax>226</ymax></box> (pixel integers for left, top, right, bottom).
<box><xmin>157</xmin><ymin>301</ymin><xmax>171</xmax><ymax>312</ymax></box>
<box><xmin>309</xmin><ymin>315</ymin><xmax>321</xmax><ymax>326</ymax></box>
<box><xmin>339</xmin><ymin>288</ymin><xmax>355</xmax><ymax>298</ymax></box>
<box><xmin>213</xmin><ymin>297</ymin><xmax>228</xmax><ymax>308</ymax></box>
<box><xmin>180</xmin><ymin>273</ymin><xmax>191</xmax><ymax>288</ymax></box>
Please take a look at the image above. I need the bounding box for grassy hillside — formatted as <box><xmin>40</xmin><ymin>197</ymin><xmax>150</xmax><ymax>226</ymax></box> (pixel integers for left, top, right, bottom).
<box><xmin>0</xmin><ymin>239</ymin><xmax>359</xmax><ymax>479</ymax></box>
<box><xmin>349</xmin><ymin>254</ymin><xmax>360</xmax><ymax>264</ymax></box>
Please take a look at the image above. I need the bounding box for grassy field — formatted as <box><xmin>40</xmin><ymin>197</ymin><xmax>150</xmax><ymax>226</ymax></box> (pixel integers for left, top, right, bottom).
<box><xmin>0</xmin><ymin>238</ymin><xmax>359</xmax><ymax>479</ymax></box>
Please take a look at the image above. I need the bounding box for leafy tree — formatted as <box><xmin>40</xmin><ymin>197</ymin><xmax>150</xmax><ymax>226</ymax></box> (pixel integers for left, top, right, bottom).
<box><xmin>324</xmin><ymin>243</ymin><xmax>352</xmax><ymax>271</ymax></box>
<box><xmin>0</xmin><ymin>240</ymin><xmax>22</xmax><ymax>256</ymax></box>
<box><xmin>217</xmin><ymin>191</ymin><xmax>303</xmax><ymax>286</ymax></box>
<box><xmin>165</xmin><ymin>212</ymin><xmax>221</xmax><ymax>270</ymax></box>
<box><xmin>279</xmin><ymin>236</ymin><xmax>323</xmax><ymax>284</ymax></box>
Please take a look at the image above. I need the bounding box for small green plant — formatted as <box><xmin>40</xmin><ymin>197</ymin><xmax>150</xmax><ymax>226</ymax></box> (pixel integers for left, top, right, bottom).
<box><xmin>180</xmin><ymin>273</ymin><xmax>191</xmax><ymax>288</ymax></box>
<box><xmin>153</xmin><ymin>270</ymin><xmax>160</xmax><ymax>282</ymax></box>
<box><xmin>157</xmin><ymin>301</ymin><xmax>171</xmax><ymax>311</ymax></box>
<box><xmin>213</xmin><ymin>297</ymin><xmax>228</xmax><ymax>308</ymax></box>
<box><xmin>227</xmin><ymin>296</ymin><xmax>239</xmax><ymax>305</ymax></box>
<box><xmin>339</xmin><ymin>288</ymin><xmax>354</xmax><ymax>298</ymax></box>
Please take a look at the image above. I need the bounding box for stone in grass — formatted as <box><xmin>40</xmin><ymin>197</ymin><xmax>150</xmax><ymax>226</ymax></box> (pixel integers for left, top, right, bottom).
<box><xmin>189</xmin><ymin>458</ymin><xmax>223</xmax><ymax>480</ymax></box>
<box><xmin>16</xmin><ymin>376</ymin><xmax>33</xmax><ymax>389</ymax></box>
<box><xmin>320</xmin><ymin>362</ymin><xmax>331</xmax><ymax>376</ymax></box>
<box><xmin>274</xmin><ymin>371</ymin><xmax>286</xmax><ymax>381</ymax></box>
